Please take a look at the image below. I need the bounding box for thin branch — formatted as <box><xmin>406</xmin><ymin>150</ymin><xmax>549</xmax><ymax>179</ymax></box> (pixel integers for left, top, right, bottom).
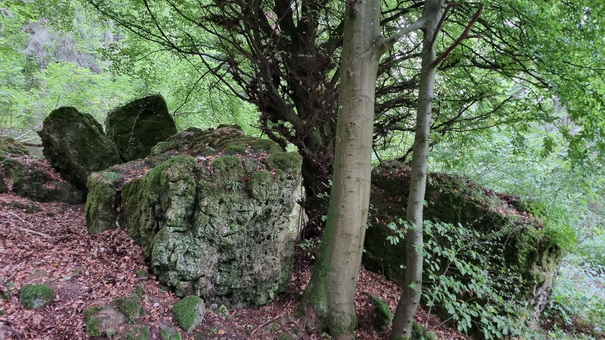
<box><xmin>431</xmin><ymin>4</ymin><xmax>483</xmax><ymax>67</ymax></box>
<box><xmin>380</xmin><ymin>17</ymin><xmax>427</xmax><ymax>52</ymax></box>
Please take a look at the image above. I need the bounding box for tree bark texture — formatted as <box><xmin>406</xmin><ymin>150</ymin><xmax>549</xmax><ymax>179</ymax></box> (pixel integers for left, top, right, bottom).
<box><xmin>391</xmin><ymin>0</ymin><xmax>444</xmax><ymax>339</ymax></box>
<box><xmin>300</xmin><ymin>0</ymin><xmax>382</xmax><ymax>338</ymax></box>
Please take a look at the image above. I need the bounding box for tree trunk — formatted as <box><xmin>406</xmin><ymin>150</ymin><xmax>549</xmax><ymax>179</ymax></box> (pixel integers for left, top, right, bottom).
<box><xmin>391</xmin><ymin>0</ymin><xmax>444</xmax><ymax>339</ymax></box>
<box><xmin>300</xmin><ymin>0</ymin><xmax>382</xmax><ymax>338</ymax></box>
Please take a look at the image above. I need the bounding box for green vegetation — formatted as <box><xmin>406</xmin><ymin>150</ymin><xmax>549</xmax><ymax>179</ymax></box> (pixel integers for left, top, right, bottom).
<box><xmin>369</xmin><ymin>295</ymin><xmax>393</xmax><ymax>333</ymax></box>
<box><xmin>19</xmin><ymin>283</ymin><xmax>55</xmax><ymax>310</ymax></box>
<box><xmin>1</xmin><ymin>0</ymin><xmax>604</xmax><ymax>338</ymax></box>
<box><xmin>122</xmin><ymin>325</ymin><xmax>151</xmax><ymax>340</ymax></box>
<box><xmin>172</xmin><ymin>296</ymin><xmax>205</xmax><ymax>333</ymax></box>
<box><xmin>83</xmin><ymin>305</ymin><xmax>104</xmax><ymax>337</ymax></box>
<box><xmin>114</xmin><ymin>293</ymin><xmax>144</xmax><ymax>323</ymax></box>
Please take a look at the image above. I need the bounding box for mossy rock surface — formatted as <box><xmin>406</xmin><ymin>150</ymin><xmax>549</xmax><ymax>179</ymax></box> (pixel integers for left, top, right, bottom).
<box><xmin>1</xmin><ymin>157</ymin><xmax>84</xmax><ymax>203</ymax></box>
<box><xmin>363</xmin><ymin>161</ymin><xmax>564</xmax><ymax>332</ymax></box>
<box><xmin>113</xmin><ymin>293</ymin><xmax>144</xmax><ymax>323</ymax></box>
<box><xmin>86</xmin><ymin>127</ymin><xmax>302</xmax><ymax>309</ymax></box>
<box><xmin>84</xmin><ymin>304</ymin><xmax>126</xmax><ymax>337</ymax></box>
<box><xmin>106</xmin><ymin>95</ymin><xmax>177</xmax><ymax>162</ymax></box>
<box><xmin>19</xmin><ymin>284</ymin><xmax>55</xmax><ymax>310</ymax></box>
<box><xmin>369</xmin><ymin>295</ymin><xmax>392</xmax><ymax>333</ymax></box>
<box><xmin>172</xmin><ymin>296</ymin><xmax>205</xmax><ymax>333</ymax></box>
<box><xmin>0</xmin><ymin>137</ymin><xmax>29</xmax><ymax>160</ymax></box>
<box><xmin>37</xmin><ymin>107</ymin><xmax>121</xmax><ymax>190</ymax></box>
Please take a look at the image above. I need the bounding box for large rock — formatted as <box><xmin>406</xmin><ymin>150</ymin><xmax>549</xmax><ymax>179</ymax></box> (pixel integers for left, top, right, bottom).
<box><xmin>0</xmin><ymin>136</ymin><xmax>29</xmax><ymax>160</ymax></box>
<box><xmin>363</xmin><ymin>161</ymin><xmax>564</xmax><ymax>332</ymax></box>
<box><xmin>37</xmin><ymin>107</ymin><xmax>121</xmax><ymax>190</ymax></box>
<box><xmin>86</xmin><ymin>127</ymin><xmax>302</xmax><ymax>308</ymax></box>
<box><xmin>0</xmin><ymin>137</ymin><xmax>83</xmax><ymax>203</ymax></box>
<box><xmin>105</xmin><ymin>95</ymin><xmax>177</xmax><ymax>162</ymax></box>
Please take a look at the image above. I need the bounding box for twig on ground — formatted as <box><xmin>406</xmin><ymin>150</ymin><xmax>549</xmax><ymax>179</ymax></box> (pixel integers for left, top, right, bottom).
<box><xmin>250</xmin><ymin>299</ymin><xmax>296</xmax><ymax>335</ymax></box>
<box><xmin>8</xmin><ymin>212</ymin><xmax>53</xmax><ymax>239</ymax></box>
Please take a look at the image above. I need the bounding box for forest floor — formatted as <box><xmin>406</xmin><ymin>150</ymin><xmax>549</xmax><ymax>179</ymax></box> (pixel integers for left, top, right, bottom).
<box><xmin>0</xmin><ymin>186</ymin><xmax>469</xmax><ymax>340</ymax></box>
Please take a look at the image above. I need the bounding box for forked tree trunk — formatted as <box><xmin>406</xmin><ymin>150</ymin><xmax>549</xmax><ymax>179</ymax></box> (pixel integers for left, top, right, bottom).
<box><xmin>391</xmin><ymin>0</ymin><xmax>444</xmax><ymax>339</ymax></box>
<box><xmin>299</xmin><ymin>0</ymin><xmax>382</xmax><ymax>338</ymax></box>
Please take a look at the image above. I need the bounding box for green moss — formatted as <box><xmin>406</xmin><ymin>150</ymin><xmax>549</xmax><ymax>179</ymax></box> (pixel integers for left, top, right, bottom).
<box><xmin>114</xmin><ymin>293</ymin><xmax>144</xmax><ymax>323</ymax></box>
<box><xmin>123</xmin><ymin>325</ymin><xmax>151</xmax><ymax>340</ymax></box>
<box><xmin>10</xmin><ymin>201</ymin><xmax>41</xmax><ymax>213</ymax></box>
<box><xmin>84</xmin><ymin>305</ymin><xmax>104</xmax><ymax>337</ymax></box>
<box><xmin>267</xmin><ymin>152</ymin><xmax>302</xmax><ymax>173</ymax></box>
<box><xmin>135</xmin><ymin>285</ymin><xmax>144</xmax><ymax>297</ymax></box>
<box><xmin>216</xmin><ymin>304</ymin><xmax>230</xmax><ymax>319</ymax></box>
<box><xmin>0</xmin><ymin>137</ymin><xmax>29</xmax><ymax>159</ymax></box>
<box><xmin>411</xmin><ymin>322</ymin><xmax>436</xmax><ymax>340</ymax></box>
<box><xmin>160</xmin><ymin>327</ymin><xmax>182</xmax><ymax>340</ymax></box>
<box><xmin>277</xmin><ymin>334</ymin><xmax>292</xmax><ymax>340</ymax></box>
<box><xmin>135</xmin><ymin>269</ymin><xmax>149</xmax><ymax>278</ymax></box>
<box><xmin>19</xmin><ymin>284</ymin><xmax>55</xmax><ymax>310</ymax></box>
<box><xmin>172</xmin><ymin>295</ymin><xmax>205</xmax><ymax>333</ymax></box>
<box><xmin>225</xmin><ymin>142</ymin><xmax>247</xmax><ymax>154</ymax></box>
<box><xmin>369</xmin><ymin>295</ymin><xmax>393</xmax><ymax>333</ymax></box>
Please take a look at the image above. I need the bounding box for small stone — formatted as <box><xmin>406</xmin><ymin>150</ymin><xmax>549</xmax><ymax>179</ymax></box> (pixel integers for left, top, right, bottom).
<box><xmin>172</xmin><ymin>296</ymin><xmax>205</xmax><ymax>333</ymax></box>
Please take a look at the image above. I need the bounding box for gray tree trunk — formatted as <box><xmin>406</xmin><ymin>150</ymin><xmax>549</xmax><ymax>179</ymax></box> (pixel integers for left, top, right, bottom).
<box><xmin>300</xmin><ymin>0</ymin><xmax>382</xmax><ymax>338</ymax></box>
<box><xmin>391</xmin><ymin>0</ymin><xmax>444</xmax><ymax>339</ymax></box>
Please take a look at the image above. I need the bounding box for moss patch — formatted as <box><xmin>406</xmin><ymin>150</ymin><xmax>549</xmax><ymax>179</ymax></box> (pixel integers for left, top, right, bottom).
<box><xmin>114</xmin><ymin>293</ymin><xmax>144</xmax><ymax>323</ymax></box>
<box><xmin>19</xmin><ymin>284</ymin><xmax>55</xmax><ymax>310</ymax></box>
<box><xmin>267</xmin><ymin>152</ymin><xmax>302</xmax><ymax>173</ymax></box>
<box><xmin>369</xmin><ymin>295</ymin><xmax>392</xmax><ymax>333</ymax></box>
<box><xmin>172</xmin><ymin>296</ymin><xmax>205</xmax><ymax>333</ymax></box>
<box><xmin>122</xmin><ymin>325</ymin><xmax>151</xmax><ymax>340</ymax></box>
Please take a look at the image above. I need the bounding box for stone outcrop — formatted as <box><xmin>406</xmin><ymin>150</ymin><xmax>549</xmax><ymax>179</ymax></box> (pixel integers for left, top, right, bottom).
<box><xmin>105</xmin><ymin>95</ymin><xmax>177</xmax><ymax>162</ymax></box>
<box><xmin>86</xmin><ymin>127</ymin><xmax>302</xmax><ymax>308</ymax></box>
<box><xmin>363</xmin><ymin>161</ymin><xmax>564</xmax><ymax>331</ymax></box>
<box><xmin>37</xmin><ymin>107</ymin><xmax>122</xmax><ymax>190</ymax></box>
<box><xmin>0</xmin><ymin>137</ymin><xmax>84</xmax><ymax>203</ymax></box>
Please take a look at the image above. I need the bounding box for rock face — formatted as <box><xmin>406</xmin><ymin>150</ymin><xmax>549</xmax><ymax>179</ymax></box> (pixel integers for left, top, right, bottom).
<box><xmin>86</xmin><ymin>127</ymin><xmax>302</xmax><ymax>308</ymax></box>
<box><xmin>363</xmin><ymin>161</ymin><xmax>564</xmax><ymax>331</ymax></box>
<box><xmin>37</xmin><ymin>107</ymin><xmax>122</xmax><ymax>190</ymax></box>
<box><xmin>105</xmin><ymin>95</ymin><xmax>177</xmax><ymax>162</ymax></box>
<box><xmin>0</xmin><ymin>137</ymin><xmax>84</xmax><ymax>203</ymax></box>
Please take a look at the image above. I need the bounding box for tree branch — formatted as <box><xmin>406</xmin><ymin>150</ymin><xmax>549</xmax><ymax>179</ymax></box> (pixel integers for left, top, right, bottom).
<box><xmin>431</xmin><ymin>4</ymin><xmax>483</xmax><ymax>67</ymax></box>
<box><xmin>379</xmin><ymin>17</ymin><xmax>427</xmax><ymax>52</ymax></box>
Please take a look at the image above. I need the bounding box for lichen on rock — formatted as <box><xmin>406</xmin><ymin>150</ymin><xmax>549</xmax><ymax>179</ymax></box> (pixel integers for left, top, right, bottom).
<box><xmin>86</xmin><ymin>127</ymin><xmax>302</xmax><ymax>308</ymax></box>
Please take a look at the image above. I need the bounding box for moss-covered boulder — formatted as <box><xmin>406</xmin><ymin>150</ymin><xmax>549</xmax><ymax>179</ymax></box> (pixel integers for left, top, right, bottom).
<box><xmin>86</xmin><ymin>127</ymin><xmax>302</xmax><ymax>308</ymax></box>
<box><xmin>1</xmin><ymin>158</ymin><xmax>84</xmax><ymax>203</ymax></box>
<box><xmin>37</xmin><ymin>107</ymin><xmax>122</xmax><ymax>190</ymax></box>
<box><xmin>363</xmin><ymin>161</ymin><xmax>564</xmax><ymax>331</ymax></box>
<box><xmin>0</xmin><ymin>136</ymin><xmax>29</xmax><ymax>160</ymax></box>
<box><xmin>106</xmin><ymin>95</ymin><xmax>177</xmax><ymax>162</ymax></box>
<box><xmin>172</xmin><ymin>296</ymin><xmax>205</xmax><ymax>333</ymax></box>
<box><xmin>19</xmin><ymin>284</ymin><xmax>55</xmax><ymax>310</ymax></box>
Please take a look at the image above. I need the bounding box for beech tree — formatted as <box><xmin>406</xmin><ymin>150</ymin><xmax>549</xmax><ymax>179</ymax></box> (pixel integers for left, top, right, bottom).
<box><xmin>85</xmin><ymin>0</ymin><xmax>552</xmax><ymax>236</ymax></box>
